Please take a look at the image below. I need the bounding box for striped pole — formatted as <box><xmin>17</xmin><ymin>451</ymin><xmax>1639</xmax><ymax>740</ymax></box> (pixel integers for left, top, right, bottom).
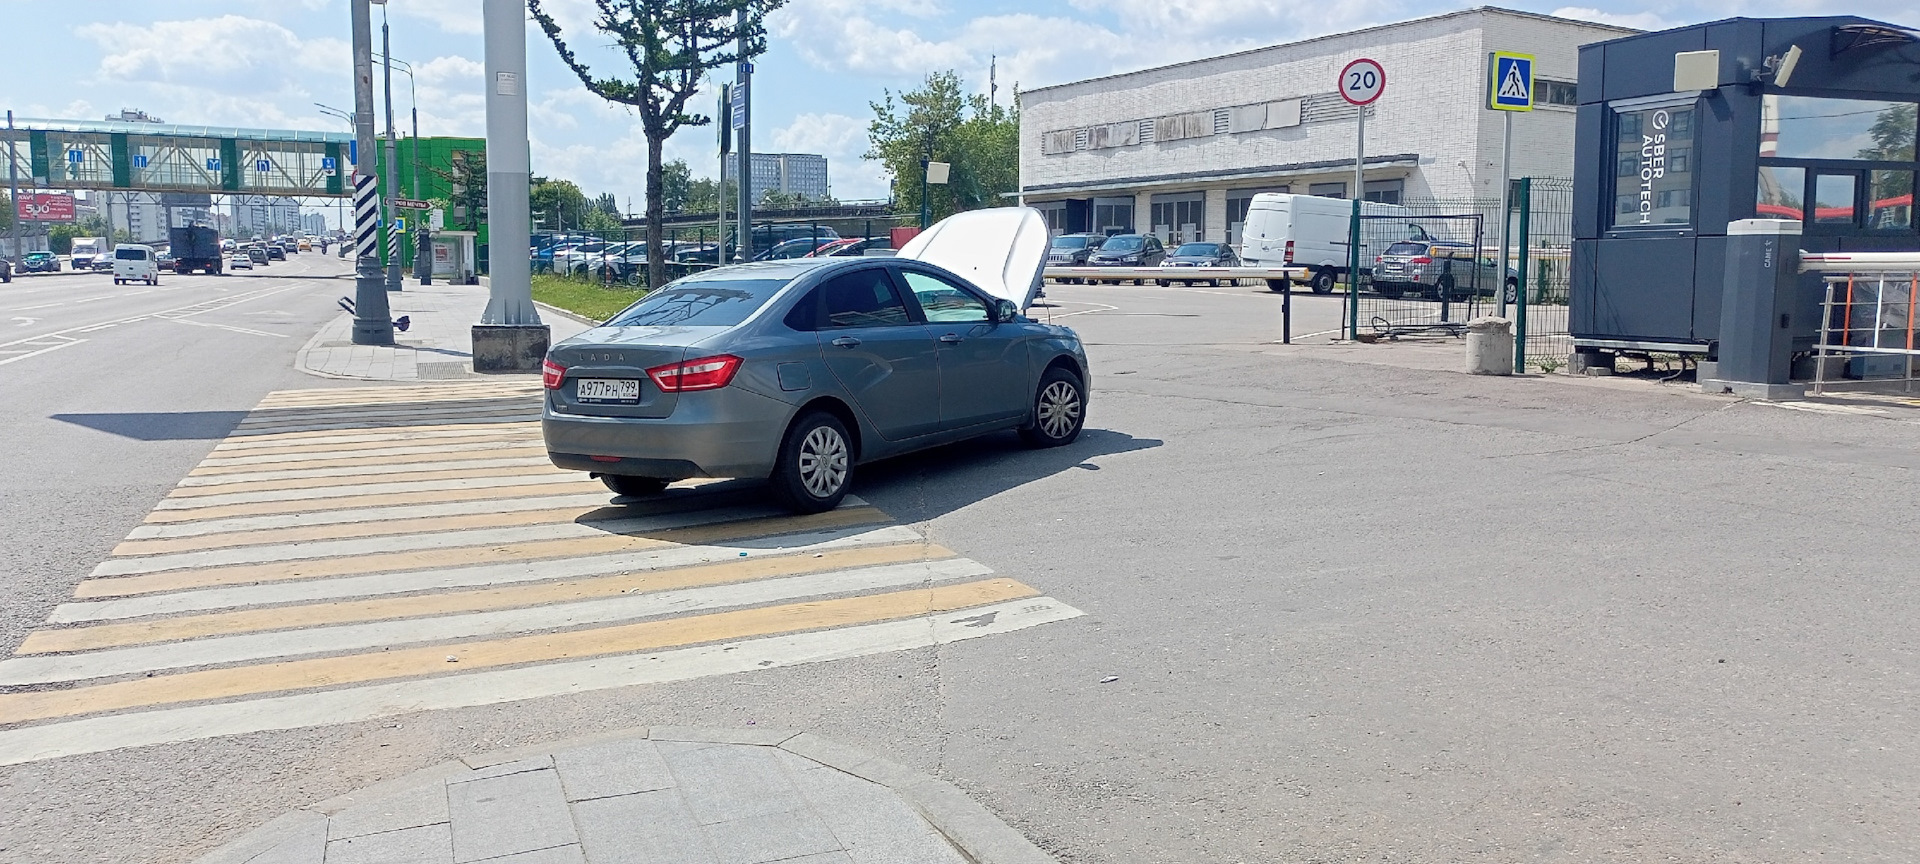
<box><xmin>385</xmin><ymin>217</ymin><xmax>400</xmax><ymax>264</ymax></box>
<box><xmin>353</xmin><ymin>173</ymin><xmax>380</xmax><ymax>259</ymax></box>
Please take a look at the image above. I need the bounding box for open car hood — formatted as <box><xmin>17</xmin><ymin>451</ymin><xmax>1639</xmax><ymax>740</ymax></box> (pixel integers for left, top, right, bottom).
<box><xmin>897</xmin><ymin>207</ymin><xmax>1049</xmax><ymax>310</ymax></box>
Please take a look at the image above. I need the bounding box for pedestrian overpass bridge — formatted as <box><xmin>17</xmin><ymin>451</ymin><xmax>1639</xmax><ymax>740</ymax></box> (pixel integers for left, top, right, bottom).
<box><xmin>2</xmin><ymin>117</ymin><xmax>353</xmax><ymax>198</ymax></box>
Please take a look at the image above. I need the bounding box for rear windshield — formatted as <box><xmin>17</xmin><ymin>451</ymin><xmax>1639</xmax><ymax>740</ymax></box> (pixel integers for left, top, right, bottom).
<box><xmin>115</xmin><ymin>248</ymin><xmax>148</xmax><ymax>260</ymax></box>
<box><xmin>1101</xmin><ymin>236</ymin><xmax>1144</xmax><ymax>251</ymax></box>
<box><xmin>605</xmin><ymin>278</ymin><xmax>791</xmax><ymax>327</ymax></box>
<box><xmin>1050</xmin><ymin>236</ymin><xmax>1089</xmax><ymax>249</ymax></box>
<box><xmin>1174</xmin><ymin>243</ymin><xmax>1217</xmax><ymax>256</ymax></box>
<box><xmin>1384</xmin><ymin>242</ymin><xmax>1428</xmax><ymax>256</ymax></box>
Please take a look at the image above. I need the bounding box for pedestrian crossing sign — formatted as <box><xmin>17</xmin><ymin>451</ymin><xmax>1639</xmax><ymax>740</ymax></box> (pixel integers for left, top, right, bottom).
<box><xmin>1489</xmin><ymin>51</ymin><xmax>1534</xmax><ymax>111</ymax></box>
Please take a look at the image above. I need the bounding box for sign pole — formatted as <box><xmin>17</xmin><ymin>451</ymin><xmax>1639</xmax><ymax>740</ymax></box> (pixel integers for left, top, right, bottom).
<box><xmin>6</xmin><ymin>111</ymin><xmax>20</xmax><ymax>265</ymax></box>
<box><xmin>1354</xmin><ymin>106</ymin><xmax>1365</xmax><ymax>203</ymax></box>
<box><xmin>1487</xmin><ymin>50</ymin><xmax>1535</xmax><ymax>317</ymax></box>
<box><xmin>718</xmin><ymin>83</ymin><xmax>731</xmax><ymax>272</ymax></box>
<box><xmin>1497</xmin><ymin>110</ymin><xmax>1513</xmax><ymax>316</ymax></box>
<box><xmin>1337</xmin><ymin>57</ymin><xmax>1384</xmax><ymax>342</ymax></box>
<box><xmin>349</xmin><ymin>0</ymin><xmax>394</xmax><ymax>344</ymax></box>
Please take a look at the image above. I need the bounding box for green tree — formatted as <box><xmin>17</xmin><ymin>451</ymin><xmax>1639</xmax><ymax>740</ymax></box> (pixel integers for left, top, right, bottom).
<box><xmin>0</xmin><ymin>190</ymin><xmax>11</xmax><ymax>232</ymax></box>
<box><xmin>594</xmin><ymin>192</ymin><xmax>622</xmax><ymax>218</ymax></box>
<box><xmin>866</xmin><ymin>71</ymin><xmax>1018</xmax><ymax>223</ymax></box>
<box><xmin>530</xmin><ymin>176</ymin><xmax>590</xmax><ymax>232</ymax></box>
<box><xmin>661</xmin><ymin>158</ymin><xmax>693</xmax><ymax>213</ymax></box>
<box><xmin>682</xmin><ymin>175</ymin><xmax>737</xmax><ymax>214</ymax></box>
<box><xmin>529</xmin><ymin>0</ymin><xmax>785</xmax><ymax>288</ymax></box>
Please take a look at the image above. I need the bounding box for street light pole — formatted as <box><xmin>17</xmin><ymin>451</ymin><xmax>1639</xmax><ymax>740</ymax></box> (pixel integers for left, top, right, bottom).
<box><xmin>476</xmin><ymin>0</ymin><xmax>546</xmax><ymax>371</ymax></box>
<box><xmin>349</xmin><ymin>0</ymin><xmax>395</xmax><ymax>344</ymax></box>
<box><xmin>380</xmin><ymin>5</ymin><xmax>402</xmax><ymax>292</ymax></box>
<box><xmin>7</xmin><ymin>111</ymin><xmax>21</xmax><ymax>266</ymax></box>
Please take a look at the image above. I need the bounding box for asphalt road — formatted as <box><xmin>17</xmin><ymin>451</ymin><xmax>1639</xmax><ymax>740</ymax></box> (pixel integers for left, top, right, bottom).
<box><xmin>0</xmin><ymin>252</ymin><xmax>354</xmax><ymax>654</ymax></box>
<box><xmin>6</xmin><ymin>271</ymin><xmax>1920</xmax><ymax>863</ymax></box>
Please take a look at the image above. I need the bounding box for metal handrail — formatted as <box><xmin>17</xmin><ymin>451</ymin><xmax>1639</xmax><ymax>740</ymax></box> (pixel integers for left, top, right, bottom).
<box><xmin>1811</xmin><ymin>271</ymin><xmax>1920</xmax><ymax>394</ymax></box>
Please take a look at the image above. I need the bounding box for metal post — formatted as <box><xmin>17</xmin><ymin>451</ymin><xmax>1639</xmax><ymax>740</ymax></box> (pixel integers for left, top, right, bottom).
<box><xmin>1282</xmin><ymin>278</ymin><xmax>1292</xmax><ymax>344</ymax></box>
<box><xmin>1353</xmin><ymin>105</ymin><xmax>1365</xmax><ymax>203</ymax></box>
<box><xmin>718</xmin><ymin>83</ymin><xmax>730</xmax><ymax>274</ymax></box>
<box><xmin>349</xmin><ymin>0</ymin><xmax>394</xmax><ymax>344</ymax></box>
<box><xmin>1496</xmin><ymin>111</ymin><xmax>1513</xmax><ymax>316</ymax></box>
<box><xmin>1347</xmin><ymin>198</ymin><xmax>1361</xmax><ymax>341</ymax></box>
<box><xmin>381</xmin><ymin>11</ymin><xmax>402</xmax><ymax>291</ymax></box>
<box><xmin>479</xmin><ymin>0</ymin><xmax>540</xmax><ymax>327</ymax></box>
<box><xmin>734</xmin><ymin>8</ymin><xmax>752</xmax><ymax>263</ymax></box>
<box><xmin>5</xmin><ymin>109</ymin><xmax>18</xmax><ymax>263</ymax></box>
<box><xmin>1513</xmin><ymin>177</ymin><xmax>1531</xmax><ymax>373</ymax></box>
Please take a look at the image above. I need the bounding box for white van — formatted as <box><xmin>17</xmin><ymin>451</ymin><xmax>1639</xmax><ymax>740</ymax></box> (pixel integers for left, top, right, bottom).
<box><xmin>1239</xmin><ymin>193</ymin><xmax>1428</xmax><ymax>293</ymax></box>
<box><xmin>112</xmin><ymin>244</ymin><xmax>160</xmax><ymax>285</ymax></box>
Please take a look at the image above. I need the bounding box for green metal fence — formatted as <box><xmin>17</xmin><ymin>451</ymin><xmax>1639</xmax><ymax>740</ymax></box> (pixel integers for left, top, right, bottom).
<box><xmin>1513</xmin><ymin>177</ymin><xmax>1574</xmax><ymax>373</ymax></box>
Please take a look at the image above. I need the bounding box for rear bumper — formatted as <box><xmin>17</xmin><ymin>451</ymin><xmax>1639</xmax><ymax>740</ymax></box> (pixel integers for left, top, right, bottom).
<box><xmin>541</xmin><ymin>387</ymin><xmax>792</xmax><ymax>480</ymax></box>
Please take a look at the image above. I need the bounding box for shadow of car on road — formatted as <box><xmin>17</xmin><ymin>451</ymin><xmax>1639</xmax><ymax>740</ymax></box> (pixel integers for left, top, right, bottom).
<box><xmin>51</xmin><ymin>411</ymin><xmax>254</xmax><ymax>441</ymax></box>
<box><xmin>837</xmin><ymin>427</ymin><xmax>1162</xmax><ymax>524</ymax></box>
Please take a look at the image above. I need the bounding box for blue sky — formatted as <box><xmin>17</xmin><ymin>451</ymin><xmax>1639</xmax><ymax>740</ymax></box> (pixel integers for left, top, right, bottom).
<box><xmin>0</xmin><ymin>0</ymin><xmax>1846</xmax><ymax>213</ymax></box>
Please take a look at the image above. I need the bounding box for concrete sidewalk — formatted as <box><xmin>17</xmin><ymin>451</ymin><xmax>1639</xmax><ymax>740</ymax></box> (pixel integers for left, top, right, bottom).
<box><xmin>193</xmin><ymin>727</ymin><xmax>1053</xmax><ymax>864</ymax></box>
<box><xmin>296</xmin><ymin>280</ymin><xmax>593</xmax><ymax>381</ymax></box>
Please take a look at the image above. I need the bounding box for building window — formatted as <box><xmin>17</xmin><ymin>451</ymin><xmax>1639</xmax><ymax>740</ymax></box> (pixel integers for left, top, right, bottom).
<box><xmin>1149</xmin><ymin>192</ymin><xmax>1205</xmax><ymax>244</ymax></box>
<box><xmin>1536</xmin><ymin>79</ymin><xmax>1578</xmax><ymax>107</ymax></box>
<box><xmin>1869</xmin><ymin>170</ymin><xmax>1915</xmax><ymax>230</ymax></box>
<box><xmin>1610</xmin><ymin>103</ymin><xmax>1695</xmax><ymax>229</ymax></box>
<box><xmin>1764</xmin><ymin>96</ymin><xmax>1916</xmax><ymax>161</ymax></box>
<box><xmin>1814</xmin><ymin>173</ymin><xmax>1857</xmax><ymax>225</ymax></box>
<box><xmin>1033</xmin><ymin>201</ymin><xmax>1068</xmax><ymax>234</ymax></box>
<box><xmin>1092</xmin><ymin>197</ymin><xmax>1134</xmax><ymax>235</ymax></box>
<box><xmin>1309</xmin><ymin>182</ymin><xmax>1346</xmax><ymax>199</ymax></box>
<box><xmin>1363</xmin><ymin>179</ymin><xmax>1403</xmax><ymax>204</ymax></box>
<box><xmin>1756</xmin><ymin>165</ymin><xmax>1805</xmax><ymax>222</ymax></box>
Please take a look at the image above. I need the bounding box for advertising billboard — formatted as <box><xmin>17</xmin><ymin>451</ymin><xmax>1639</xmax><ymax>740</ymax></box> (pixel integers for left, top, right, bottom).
<box><xmin>16</xmin><ymin>193</ymin><xmax>77</xmax><ymax>223</ymax></box>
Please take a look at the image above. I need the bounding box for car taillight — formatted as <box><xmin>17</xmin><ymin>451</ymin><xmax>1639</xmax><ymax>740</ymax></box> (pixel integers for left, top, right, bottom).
<box><xmin>647</xmin><ymin>354</ymin><xmax>742</xmax><ymax>392</ymax></box>
<box><xmin>1410</xmin><ymin>256</ymin><xmax>1433</xmax><ymax>265</ymax></box>
<box><xmin>541</xmin><ymin>358</ymin><xmax>566</xmax><ymax>390</ymax></box>
<box><xmin>1284</xmin><ymin>240</ymin><xmax>1294</xmax><ymax>264</ymax></box>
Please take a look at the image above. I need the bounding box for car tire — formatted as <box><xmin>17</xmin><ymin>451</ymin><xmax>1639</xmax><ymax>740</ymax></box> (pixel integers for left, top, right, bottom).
<box><xmin>1310</xmin><ymin>269</ymin><xmax>1337</xmax><ymax>294</ymax></box>
<box><xmin>1020</xmin><ymin>366</ymin><xmax>1086</xmax><ymax>449</ymax></box>
<box><xmin>1266</xmin><ymin>278</ymin><xmax>1289</xmax><ymax>293</ymax></box>
<box><xmin>601</xmin><ymin>475</ymin><xmax>670</xmax><ymax>497</ymax></box>
<box><xmin>769</xmin><ymin>410</ymin><xmax>853</xmax><ymax>514</ymax></box>
<box><xmin>1503</xmin><ymin>278</ymin><xmax>1520</xmax><ymax>304</ymax></box>
<box><xmin>1155</xmin><ymin>279</ymin><xmax>1170</xmax><ymax>287</ymax></box>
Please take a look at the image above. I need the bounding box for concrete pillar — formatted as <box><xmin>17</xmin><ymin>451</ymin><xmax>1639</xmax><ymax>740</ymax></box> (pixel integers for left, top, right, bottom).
<box><xmin>1203</xmin><ymin>187</ymin><xmax>1228</xmax><ymax>244</ymax></box>
<box><xmin>1133</xmin><ymin>191</ymin><xmax>1152</xmax><ymax>235</ymax></box>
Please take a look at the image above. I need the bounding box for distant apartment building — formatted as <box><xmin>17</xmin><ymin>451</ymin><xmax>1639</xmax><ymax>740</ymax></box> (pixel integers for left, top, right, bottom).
<box><xmin>303</xmin><ymin>212</ymin><xmax>328</xmax><ymax>235</ymax></box>
<box><xmin>724</xmin><ymin>152</ymin><xmax>830</xmax><ymax>202</ymax></box>
<box><xmin>228</xmin><ymin>195</ymin><xmax>301</xmax><ymax>238</ymax></box>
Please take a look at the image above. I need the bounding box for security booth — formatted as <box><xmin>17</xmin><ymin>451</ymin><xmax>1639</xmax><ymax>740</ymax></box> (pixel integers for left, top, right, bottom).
<box><xmin>1569</xmin><ymin>16</ymin><xmax>1920</xmax><ymax>392</ymax></box>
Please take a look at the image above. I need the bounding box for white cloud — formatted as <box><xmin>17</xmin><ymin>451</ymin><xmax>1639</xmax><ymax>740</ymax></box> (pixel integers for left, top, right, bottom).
<box><xmin>79</xmin><ymin>16</ymin><xmax>345</xmax><ymax>89</ymax></box>
<box><xmin>393</xmin><ymin>0</ymin><xmax>488</xmax><ymax>35</ymax></box>
<box><xmin>1549</xmin><ymin>6</ymin><xmax>1670</xmax><ymax>31</ymax></box>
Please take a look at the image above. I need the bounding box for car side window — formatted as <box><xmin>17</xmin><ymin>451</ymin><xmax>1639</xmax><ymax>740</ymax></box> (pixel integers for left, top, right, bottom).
<box><xmin>784</xmin><ymin>287</ymin><xmax>822</xmax><ymax>332</ymax></box>
<box><xmin>818</xmin><ymin>269</ymin><xmax>912</xmax><ymax>328</ymax></box>
<box><xmin>900</xmin><ymin>271</ymin><xmax>989</xmax><ymax>324</ymax></box>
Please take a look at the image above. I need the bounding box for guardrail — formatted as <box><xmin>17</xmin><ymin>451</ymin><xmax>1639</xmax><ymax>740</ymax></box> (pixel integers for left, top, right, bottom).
<box><xmin>1810</xmin><ymin>270</ymin><xmax>1920</xmax><ymax>395</ymax></box>
<box><xmin>1801</xmin><ymin>252</ymin><xmax>1920</xmax><ymax>274</ymax></box>
<box><xmin>1043</xmin><ymin>265</ymin><xmax>1308</xmax><ymax>286</ymax></box>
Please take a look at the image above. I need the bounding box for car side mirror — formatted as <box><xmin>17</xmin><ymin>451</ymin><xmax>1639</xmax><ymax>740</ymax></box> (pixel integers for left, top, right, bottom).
<box><xmin>995</xmin><ymin>299</ymin><xmax>1018</xmax><ymax>323</ymax></box>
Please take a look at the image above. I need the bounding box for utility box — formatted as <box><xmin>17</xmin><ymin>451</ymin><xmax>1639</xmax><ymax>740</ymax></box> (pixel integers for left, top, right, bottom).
<box><xmin>1704</xmin><ymin>219</ymin><xmax>1802</xmax><ymax>398</ymax></box>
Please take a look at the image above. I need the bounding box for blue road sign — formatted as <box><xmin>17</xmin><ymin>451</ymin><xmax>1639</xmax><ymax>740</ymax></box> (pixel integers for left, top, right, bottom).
<box><xmin>1489</xmin><ymin>51</ymin><xmax>1535</xmax><ymax>112</ymax></box>
<box><xmin>394</xmin><ymin>217</ymin><xmax>406</xmax><ymax>233</ymax></box>
<box><xmin>66</xmin><ymin>150</ymin><xmax>83</xmax><ymax>164</ymax></box>
<box><xmin>348</xmin><ymin>140</ymin><xmax>357</xmax><ymax>165</ymax></box>
<box><xmin>256</xmin><ymin>159</ymin><xmax>272</xmax><ymax>172</ymax></box>
<box><xmin>322</xmin><ymin>156</ymin><xmax>337</xmax><ymax>175</ymax></box>
<box><xmin>132</xmin><ymin>154</ymin><xmax>149</xmax><ymax>168</ymax></box>
<box><xmin>206</xmin><ymin>157</ymin><xmax>221</xmax><ymax>171</ymax></box>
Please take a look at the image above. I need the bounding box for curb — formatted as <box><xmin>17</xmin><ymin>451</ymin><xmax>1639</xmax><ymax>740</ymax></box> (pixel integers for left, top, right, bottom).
<box><xmin>192</xmin><ymin>726</ymin><xmax>1055</xmax><ymax>864</ymax></box>
<box><xmin>534</xmin><ymin>299</ymin><xmax>598</xmax><ymax>328</ymax></box>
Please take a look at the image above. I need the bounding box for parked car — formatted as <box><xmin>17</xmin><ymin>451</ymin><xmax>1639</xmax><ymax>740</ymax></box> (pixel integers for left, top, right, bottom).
<box><xmin>1238</xmin><ymin>193</ymin><xmax>1428</xmax><ymax>294</ymax></box>
<box><xmin>1371</xmin><ymin>240</ymin><xmax>1518</xmax><ymax>300</ymax></box>
<box><xmin>540</xmin><ymin>207</ymin><xmax>1087</xmax><ymax>513</ymax></box>
<box><xmin>229</xmin><ymin>253</ymin><xmax>254</xmax><ymax>270</ymax></box>
<box><xmin>1156</xmin><ymin>242</ymin><xmax>1240</xmax><ymax>286</ymax></box>
<box><xmin>753</xmin><ymin>237</ymin><xmax>838</xmax><ymax>261</ymax></box>
<box><xmin>1045</xmin><ymin>233</ymin><xmax>1105</xmax><ymax>283</ymax></box>
<box><xmin>806</xmin><ymin>237</ymin><xmax>892</xmax><ymax>258</ymax></box>
<box><xmin>1084</xmin><ymin>234</ymin><xmax>1166</xmax><ymax>283</ymax></box>
<box><xmin>20</xmin><ymin>251</ymin><xmax>59</xmax><ymax>272</ymax></box>
<box><xmin>112</xmin><ymin>244</ymin><xmax>161</xmax><ymax>285</ymax></box>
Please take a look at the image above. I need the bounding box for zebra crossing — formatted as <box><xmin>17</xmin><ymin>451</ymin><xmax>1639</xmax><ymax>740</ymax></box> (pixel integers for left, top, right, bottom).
<box><xmin>0</xmin><ymin>381</ymin><xmax>1081</xmax><ymax>766</ymax></box>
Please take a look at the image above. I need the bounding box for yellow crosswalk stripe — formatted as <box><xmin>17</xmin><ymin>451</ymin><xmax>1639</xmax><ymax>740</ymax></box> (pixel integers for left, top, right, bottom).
<box><xmin>79</xmin><ymin>506</ymin><xmax>890</xmax><ymax>597</ymax></box>
<box><xmin>0</xmin><ymin>578</ymin><xmax>1037</xmax><ymax>725</ymax></box>
<box><xmin>21</xmin><ymin>543</ymin><xmax>953</xmax><ymax>654</ymax></box>
<box><xmin>166</xmin><ymin>460</ymin><xmax>565</xmax><ymax>497</ymax></box>
<box><xmin>141</xmin><ymin>480</ymin><xmax>601</xmax><ymax>523</ymax></box>
<box><xmin>113</xmin><ymin>504</ymin><xmax>636</xmax><ymax>556</ymax></box>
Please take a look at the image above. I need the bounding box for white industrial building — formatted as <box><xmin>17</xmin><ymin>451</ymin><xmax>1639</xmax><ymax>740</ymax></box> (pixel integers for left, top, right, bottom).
<box><xmin>1017</xmin><ymin>7</ymin><xmax>1635</xmax><ymax>246</ymax></box>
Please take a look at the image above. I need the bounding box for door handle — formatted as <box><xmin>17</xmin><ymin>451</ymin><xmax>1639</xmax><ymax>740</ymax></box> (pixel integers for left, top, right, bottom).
<box><xmin>831</xmin><ymin>336</ymin><xmax>861</xmax><ymax>348</ymax></box>
<box><xmin>938</xmin><ymin>333</ymin><xmax>964</xmax><ymax>343</ymax></box>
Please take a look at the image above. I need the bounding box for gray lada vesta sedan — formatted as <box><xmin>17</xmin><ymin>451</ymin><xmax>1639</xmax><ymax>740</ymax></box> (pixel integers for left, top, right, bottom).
<box><xmin>542</xmin><ymin>208</ymin><xmax>1091</xmax><ymax>513</ymax></box>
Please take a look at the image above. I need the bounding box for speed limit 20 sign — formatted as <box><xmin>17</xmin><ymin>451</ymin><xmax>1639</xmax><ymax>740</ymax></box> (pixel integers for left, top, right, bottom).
<box><xmin>1340</xmin><ymin>58</ymin><xmax>1385</xmax><ymax>106</ymax></box>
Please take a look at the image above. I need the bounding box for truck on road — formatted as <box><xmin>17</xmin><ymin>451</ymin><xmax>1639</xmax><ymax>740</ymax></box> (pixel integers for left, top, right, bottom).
<box><xmin>167</xmin><ymin>225</ymin><xmax>224</xmax><ymax>275</ymax></box>
<box><xmin>69</xmin><ymin>236</ymin><xmax>107</xmax><ymax>271</ymax></box>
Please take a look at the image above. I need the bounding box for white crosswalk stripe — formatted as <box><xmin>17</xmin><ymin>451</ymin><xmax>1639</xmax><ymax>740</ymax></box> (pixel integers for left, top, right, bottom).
<box><xmin>0</xmin><ymin>383</ymin><xmax>1080</xmax><ymax>766</ymax></box>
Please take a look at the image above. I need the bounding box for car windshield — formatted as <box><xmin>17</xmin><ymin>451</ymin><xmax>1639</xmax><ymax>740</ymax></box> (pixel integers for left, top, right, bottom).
<box><xmin>1101</xmin><ymin>236</ymin><xmax>1144</xmax><ymax>251</ymax></box>
<box><xmin>1050</xmin><ymin>236</ymin><xmax>1090</xmax><ymax>249</ymax></box>
<box><xmin>605</xmin><ymin>278</ymin><xmax>792</xmax><ymax>327</ymax></box>
<box><xmin>1384</xmin><ymin>242</ymin><xmax>1428</xmax><ymax>256</ymax></box>
<box><xmin>1174</xmin><ymin>243</ymin><xmax>1217</xmax><ymax>256</ymax></box>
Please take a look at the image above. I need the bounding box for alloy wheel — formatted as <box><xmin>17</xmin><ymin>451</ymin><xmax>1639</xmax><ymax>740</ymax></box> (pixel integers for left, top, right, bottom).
<box><xmin>796</xmin><ymin>425</ymin><xmax>849</xmax><ymax>499</ymax></box>
<box><xmin>1037</xmin><ymin>380</ymin><xmax>1082</xmax><ymax>439</ymax></box>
